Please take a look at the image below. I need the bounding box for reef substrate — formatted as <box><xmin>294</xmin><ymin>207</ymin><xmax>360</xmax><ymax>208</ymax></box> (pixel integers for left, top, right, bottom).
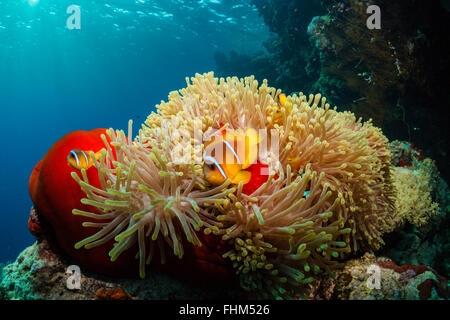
<box><xmin>1</xmin><ymin>239</ymin><xmax>447</xmax><ymax>300</ymax></box>
<box><xmin>0</xmin><ymin>239</ymin><xmax>244</xmax><ymax>300</ymax></box>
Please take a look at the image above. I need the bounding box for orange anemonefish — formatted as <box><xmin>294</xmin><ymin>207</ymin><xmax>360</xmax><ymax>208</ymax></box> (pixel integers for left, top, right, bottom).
<box><xmin>277</xmin><ymin>93</ymin><xmax>303</xmax><ymax>170</ymax></box>
<box><xmin>286</xmin><ymin>156</ymin><xmax>304</xmax><ymax>171</ymax></box>
<box><xmin>203</xmin><ymin>127</ymin><xmax>260</xmax><ymax>186</ymax></box>
<box><xmin>277</xmin><ymin>93</ymin><xmax>287</xmax><ymax>108</ymax></box>
<box><xmin>276</xmin><ymin>93</ymin><xmax>293</xmax><ymax>113</ymax></box>
<box><xmin>67</xmin><ymin>149</ymin><xmax>102</xmax><ymax>171</ymax></box>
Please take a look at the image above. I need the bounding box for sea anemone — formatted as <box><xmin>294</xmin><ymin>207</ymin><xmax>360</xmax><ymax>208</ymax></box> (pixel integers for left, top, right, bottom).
<box><xmin>145</xmin><ymin>72</ymin><xmax>395</xmax><ymax>250</ymax></box>
<box><xmin>69</xmin><ymin>72</ymin><xmax>396</xmax><ymax>297</ymax></box>
<box><xmin>274</xmin><ymin>92</ymin><xmax>396</xmax><ymax>251</ymax></box>
<box><xmin>72</xmin><ymin>123</ymin><xmax>234</xmax><ymax>278</ymax></box>
<box><xmin>217</xmin><ymin>165</ymin><xmax>352</xmax><ymax>298</ymax></box>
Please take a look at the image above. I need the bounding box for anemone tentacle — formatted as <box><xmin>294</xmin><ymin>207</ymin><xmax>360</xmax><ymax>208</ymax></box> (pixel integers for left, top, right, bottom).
<box><xmin>72</xmin><ymin>122</ymin><xmax>234</xmax><ymax>278</ymax></box>
<box><xmin>70</xmin><ymin>72</ymin><xmax>396</xmax><ymax>297</ymax></box>
<box><xmin>213</xmin><ymin>164</ymin><xmax>350</xmax><ymax>298</ymax></box>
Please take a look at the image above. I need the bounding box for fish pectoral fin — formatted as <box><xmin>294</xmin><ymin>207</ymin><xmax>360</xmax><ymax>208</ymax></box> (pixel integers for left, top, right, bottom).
<box><xmin>93</xmin><ymin>149</ymin><xmax>104</xmax><ymax>161</ymax></box>
<box><xmin>231</xmin><ymin>170</ymin><xmax>252</xmax><ymax>185</ymax></box>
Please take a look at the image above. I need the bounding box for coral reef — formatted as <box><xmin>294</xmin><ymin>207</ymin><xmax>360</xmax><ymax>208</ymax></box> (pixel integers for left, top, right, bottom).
<box><xmin>329</xmin><ymin>253</ymin><xmax>448</xmax><ymax>300</ymax></box>
<box><xmin>382</xmin><ymin>217</ymin><xmax>450</xmax><ymax>280</ymax></box>
<box><xmin>216</xmin><ymin>0</ymin><xmax>450</xmax><ymax>183</ymax></box>
<box><xmin>389</xmin><ymin>140</ymin><xmax>425</xmax><ymax>167</ymax></box>
<box><xmin>2</xmin><ymin>242</ymin><xmax>447</xmax><ymax>300</ymax></box>
<box><xmin>216</xmin><ymin>0</ymin><xmax>324</xmax><ymax>95</ymax></box>
<box><xmin>392</xmin><ymin>166</ymin><xmax>439</xmax><ymax>227</ymax></box>
<box><xmin>389</xmin><ymin>140</ymin><xmax>449</xmax><ymax>210</ymax></box>
<box><xmin>0</xmin><ymin>240</ymin><xmax>243</xmax><ymax>300</ymax></box>
<box><xmin>380</xmin><ymin>140</ymin><xmax>450</xmax><ymax>277</ymax></box>
<box><xmin>308</xmin><ymin>0</ymin><xmax>450</xmax><ymax>183</ymax></box>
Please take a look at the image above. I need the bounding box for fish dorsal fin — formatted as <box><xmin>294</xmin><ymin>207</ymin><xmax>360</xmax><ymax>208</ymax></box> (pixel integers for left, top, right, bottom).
<box><xmin>228</xmin><ymin>128</ymin><xmax>259</xmax><ymax>169</ymax></box>
<box><xmin>223</xmin><ymin>140</ymin><xmax>241</xmax><ymax>165</ymax></box>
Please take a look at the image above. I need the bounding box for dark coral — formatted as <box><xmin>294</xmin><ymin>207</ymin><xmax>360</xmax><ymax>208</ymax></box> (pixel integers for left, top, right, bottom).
<box><xmin>215</xmin><ymin>0</ymin><xmax>450</xmax><ymax>182</ymax></box>
<box><xmin>95</xmin><ymin>287</ymin><xmax>132</xmax><ymax>300</ymax></box>
<box><xmin>380</xmin><ymin>213</ymin><xmax>450</xmax><ymax>278</ymax></box>
<box><xmin>307</xmin><ymin>0</ymin><xmax>450</xmax><ymax>183</ymax></box>
<box><xmin>215</xmin><ymin>0</ymin><xmax>325</xmax><ymax>94</ymax></box>
<box><xmin>378</xmin><ymin>260</ymin><xmax>449</xmax><ymax>300</ymax></box>
<box><xmin>417</xmin><ymin>279</ymin><xmax>448</xmax><ymax>300</ymax></box>
<box><xmin>377</xmin><ymin>260</ymin><xmax>430</xmax><ymax>276</ymax></box>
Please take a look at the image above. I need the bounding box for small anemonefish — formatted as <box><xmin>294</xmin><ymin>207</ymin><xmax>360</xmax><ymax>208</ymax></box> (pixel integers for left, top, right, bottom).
<box><xmin>203</xmin><ymin>128</ymin><xmax>260</xmax><ymax>186</ymax></box>
<box><xmin>277</xmin><ymin>93</ymin><xmax>288</xmax><ymax>108</ymax></box>
<box><xmin>67</xmin><ymin>149</ymin><xmax>101</xmax><ymax>171</ymax></box>
<box><xmin>286</xmin><ymin>157</ymin><xmax>304</xmax><ymax>171</ymax></box>
<box><xmin>276</xmin><ymin>93</ymin><xmax>293</xmax><ymax>113</ymax></box>
<box><xmin>277</xmin><ymin>93</ymin><xmax>302</xmax><ymax>170</ymax></box>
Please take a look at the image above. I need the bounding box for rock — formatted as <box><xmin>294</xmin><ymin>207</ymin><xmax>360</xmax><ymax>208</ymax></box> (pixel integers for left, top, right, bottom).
<box><xmin>0</xmin><ymin>240</ymin><xmax>244</xmax><ymax>300</ymax></box>
<box><xmin>1</xmin><ymin>238</ymin><xmax>447</xmax><ymax>300</ymax></box>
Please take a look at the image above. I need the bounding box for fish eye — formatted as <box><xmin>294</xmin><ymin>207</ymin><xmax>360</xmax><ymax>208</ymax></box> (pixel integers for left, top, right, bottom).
<box><xmin>208</xmin><ymin>163</ymin><xmax>216</xmax><ymax>170</ymax></box>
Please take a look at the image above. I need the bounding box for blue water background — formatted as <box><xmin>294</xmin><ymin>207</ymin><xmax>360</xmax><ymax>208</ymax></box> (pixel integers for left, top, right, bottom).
<box><xmin>0</xmin><ymin>0</ymin><xmax>269</xmax><ymax>263</ymax></box>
